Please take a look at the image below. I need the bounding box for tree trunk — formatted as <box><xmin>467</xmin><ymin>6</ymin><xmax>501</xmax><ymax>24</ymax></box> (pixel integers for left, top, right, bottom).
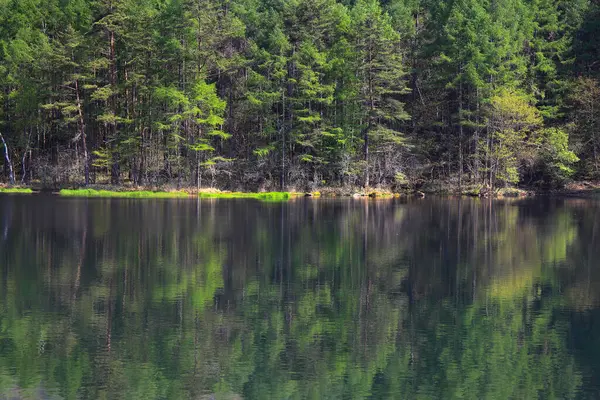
<box><xmin>458</xmin><ymin>79</ymin><xmax>464</xmax><ymax>190</ymax></box>
<box><xmin>365</xmin><ymin>38</ymin><xmax>374</xmax><ymax>189</ymax></box>
<box><xmin>474</xmin><ymin>87</ymin><xmax>480</xmax><ymax>183</ymax></box>
<box><xmin>0</xmin><ymin>132</ymin><xmax>15</xmax><ymax>185</ymax></box>
<box><xmin>21</xmin><ymin>129</ymin><xmax>31</xmax><ymax>184</ymax></box>
<box><xmin>75</xmin><ymin>79</ymin><xmax>90</xmax><ymax>185</ymax></box>
<box><xmin>280</xmin><ymin>90</ymin><xmax>286</xmax><ymax>191</ymax></box>
<box><xmin>364</xmin><ymin>125</ymin><xmax>370</xmax><ymax>188</ymax></box>
<box><xmin>21</xmin><ymin>150</ymin><xmax>27</xmax><ymax>185</ymax></box>
<box><xmin>108</xmin><ymin>16</ymin><xmax>119</xmax><ymax>185</ymax></box>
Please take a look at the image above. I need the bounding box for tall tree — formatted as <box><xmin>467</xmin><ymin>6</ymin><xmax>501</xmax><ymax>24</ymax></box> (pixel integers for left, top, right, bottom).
<box><xmin>351</xmin><ymin>0</ymin><xmax>409</xmax><ymax>187</ymax></box>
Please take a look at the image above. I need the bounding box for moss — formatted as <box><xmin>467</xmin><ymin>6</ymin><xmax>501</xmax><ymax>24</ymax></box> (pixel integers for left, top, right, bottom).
<box><xmin>463</xmin><ymin>188</ymin><xmax>481</xmax><ymax>197</ymax></box>
<box><xmin>199</xmin><ymin>191</ymin><xmax>291</xmax><ymax>201</ymax></box>
<box><xmin>59</xmin><ymin>189</ymin><xmax>190</xmax><ymax>198</ymax></box>
<box><xmin>497</xmin><ymin>187</ymin><xmax>528</xmax><ymax>198</ymax></box>
<box><xmin>0</xmin><ymin>187</ymin><xmax>33</xmax><ymax>194</ymax></box>
<box><xmin>368</xmin><ymin>191</ymin><xmax>394</xmax><ymax>198</ymax></box>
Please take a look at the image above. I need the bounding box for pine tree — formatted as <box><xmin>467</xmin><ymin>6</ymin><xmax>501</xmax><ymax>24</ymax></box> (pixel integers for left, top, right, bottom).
<box><xmin>351</xmin><ymin>0</ymin><xmax>409</xmax><ymax>187</ymax></box>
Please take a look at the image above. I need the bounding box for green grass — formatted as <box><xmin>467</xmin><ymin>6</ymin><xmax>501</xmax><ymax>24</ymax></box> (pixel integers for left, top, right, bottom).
<box><xmin>59</xmin><ymin>189</ymin><xmax>190</xmax><ymax>198</ymax></box>
<box><xmin>0</xmin><ymin>187</ymin><xmax>33</xmax><ymax>194</ymax></box>
<box><xmin>199</xmin><ymin>191</ymin><xmax>291</xmax><ymax>201</ymax></box>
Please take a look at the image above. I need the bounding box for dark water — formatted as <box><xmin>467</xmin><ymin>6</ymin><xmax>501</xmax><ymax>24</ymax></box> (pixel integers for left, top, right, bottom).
<box><xmin>0</xmin><ymin>195</ymin><xmax>599</xmax><ymax>399</ymax></box>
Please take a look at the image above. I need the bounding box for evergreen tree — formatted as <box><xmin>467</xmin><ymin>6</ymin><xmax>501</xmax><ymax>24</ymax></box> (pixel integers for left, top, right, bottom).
<box><xmin>0</xmin><ymin>0</ymin><xmax>596</xmax><ymax>190</ymax></box>
<box><xmin>351</xmin><ymin>0</ymin><xmax>409</xmax><ymax>187</ymax></box>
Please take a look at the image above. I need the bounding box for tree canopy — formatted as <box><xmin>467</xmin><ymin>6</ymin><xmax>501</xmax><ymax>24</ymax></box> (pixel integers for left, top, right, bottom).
<box><xmin>0</xmin><ymin>0</ymin><xmax>597</xmax><ymax>190</ymax></box>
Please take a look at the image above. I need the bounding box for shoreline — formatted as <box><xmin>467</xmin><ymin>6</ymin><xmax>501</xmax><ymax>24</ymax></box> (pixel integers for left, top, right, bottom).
<box><xmin>0</xmin><ymin>184</ymin><xmax>598</xmax><ymax>200</ymax></box>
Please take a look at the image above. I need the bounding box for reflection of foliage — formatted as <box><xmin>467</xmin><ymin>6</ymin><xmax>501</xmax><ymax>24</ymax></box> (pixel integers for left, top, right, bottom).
<box><xmin>0</xmin><ymin>197</ymin><xmax>595</xmax><ymax>398</ymax></box>
<box><xmin>384</xmin><ymin>297</ymin><xmax>581</xmax><ymax>399</ymax></box>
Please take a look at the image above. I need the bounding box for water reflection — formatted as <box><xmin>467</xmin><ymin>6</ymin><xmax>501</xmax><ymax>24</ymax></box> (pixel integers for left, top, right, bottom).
<box><xmin>0</xmin><ymin>195</ymin><xmax>598</xmax><ymax>399</ymax></box>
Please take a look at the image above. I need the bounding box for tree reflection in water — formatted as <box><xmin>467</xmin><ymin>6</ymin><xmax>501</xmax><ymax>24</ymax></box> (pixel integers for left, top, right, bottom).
<box><xmin>0</xmin><ymin>196</ymin><xmax>597</xmax><ymax>399</ymax></box>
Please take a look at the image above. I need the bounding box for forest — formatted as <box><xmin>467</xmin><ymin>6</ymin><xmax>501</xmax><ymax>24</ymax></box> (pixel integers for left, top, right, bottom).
<box><xmin>0</xmin><ymin>0</ymin><xmax>599</xmax><ymax>191</ymax></box>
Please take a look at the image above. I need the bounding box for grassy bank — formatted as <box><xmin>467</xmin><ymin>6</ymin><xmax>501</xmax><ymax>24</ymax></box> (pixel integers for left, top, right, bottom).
<box><xmin>59</xmin><ymin>189</ymin><xmax>190</xmax><ymax>198</ymax></box>
<box><xmin>199</xmin><ymin>191</ymin><xmax>292</xmax><ymax>201</ymax></box>
<box><xmin>0</xmin><ymin>187</ymin><xmax>33</xmax><ymax>194</ymax></box>
<box><xmin>3</xmin><ymin>182</ymin><xmax>599</xmax><ymax>200</ymax></box>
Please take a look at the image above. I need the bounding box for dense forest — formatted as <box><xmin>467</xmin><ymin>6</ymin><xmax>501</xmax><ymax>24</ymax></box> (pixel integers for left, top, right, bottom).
<box><xmin>0</xmin><ymin>0</ymin><xmax>599</xmax><ymax>191</ymax></box>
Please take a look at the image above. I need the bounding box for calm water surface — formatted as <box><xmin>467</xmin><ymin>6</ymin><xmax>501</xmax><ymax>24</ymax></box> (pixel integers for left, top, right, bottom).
<box><xmin>0</xmin><ymin>195</ymin><xmax>599</xmax><ymax>399</ymax></box>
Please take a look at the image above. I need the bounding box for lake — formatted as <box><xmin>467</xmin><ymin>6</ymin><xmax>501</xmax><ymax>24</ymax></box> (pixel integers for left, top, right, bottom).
<box><xmin>0</xmin><ymin>195</ymin><xmax>598</xmax><ymax>399</ymax></box>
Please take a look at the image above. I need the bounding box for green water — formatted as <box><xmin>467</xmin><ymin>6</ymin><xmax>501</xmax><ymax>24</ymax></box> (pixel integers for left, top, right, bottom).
<box><xmin>0</xmin><ymin>195</ymin><xmax>599</xmax><ymax>399</ymax></box>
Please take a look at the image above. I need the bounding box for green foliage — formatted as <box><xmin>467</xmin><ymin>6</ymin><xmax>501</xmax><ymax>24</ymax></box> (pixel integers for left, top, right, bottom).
<box><xmin>0</xmin><ymin>187</ymin><xmax>33</xmax><ymax>194</ymax></box>
<box><xmin>568</xmin><ymin>77</ymin><xmax>600</xmax><ymax>179</ymax></box>
<box><xmin>90</xmin><ymin>86</ymin><xmax>114</xmax><ymax>102</ymax></box>
<box><xmin>0</xmin><ymin>0</ymin><xmax>596</xmax><ymax>190</ymax></box>
<box><xmin>91</xmin><ymin>148</ymin><xmax>111</xmax><ymax>168</ymax></box>
<box><xmin>486</xmin><ymin>90</ymin><xmax>543</xmax><ymax>186</ymax></box>
<box><xmin>535</xmin><ymin>128</ymin><xmax>579</xmax><ymax>185</ymax></box>
<box><xmin>59</xmin><ymin>189</ymin><xmax>190</xmax><ymax>198</ymax></box>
